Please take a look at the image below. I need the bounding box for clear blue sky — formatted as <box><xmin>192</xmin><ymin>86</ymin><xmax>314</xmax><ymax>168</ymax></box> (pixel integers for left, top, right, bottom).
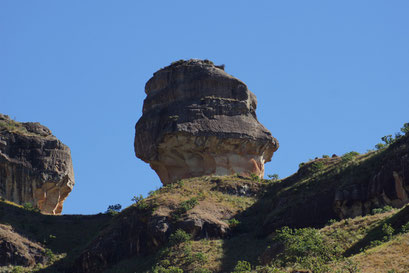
<box><xmin>1</xmin><ymin>1</ymin><xmax>408</xmax><ymax>214</ymax></box>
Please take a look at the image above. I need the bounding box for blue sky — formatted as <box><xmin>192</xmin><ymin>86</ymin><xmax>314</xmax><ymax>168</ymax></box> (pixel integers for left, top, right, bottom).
<box><xmin>1</xmin><ymin>1</ymin><xmax>408</xmax><ymax>214</ymax></box>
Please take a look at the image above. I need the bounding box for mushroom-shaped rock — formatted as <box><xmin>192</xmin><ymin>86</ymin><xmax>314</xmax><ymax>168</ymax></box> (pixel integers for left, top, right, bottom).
<box><xmin>134</xmin><ymin>59</ymin><xmax>278</xmax><ymax>185</ymax></box>
<box><xmin>0</xmin><ymin>114</ymin><xmax>74</xmax><ymax>214</ymax></box>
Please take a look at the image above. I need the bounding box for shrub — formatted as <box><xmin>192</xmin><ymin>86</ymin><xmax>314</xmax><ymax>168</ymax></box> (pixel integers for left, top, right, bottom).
<box><xmin>299</xmin><ymin>162</ymin><xmax>305</xmax><ymax>168</ymax></box>
<box><xmin>168</xmin><ymin>229</ymin><xmax>191</xmax><ymax>246</ymax></box>
<box><xmin>132</xmin><ymin>195</ymin><xmax>149</xmax><ymax>210</ymax></box>
<box><xmin>382</xmin><ymin>223</ymin><xmax>394</xmax><ymax>241</ymax></box>
<box><xmin>401</xmin><ymin>123</ymin><xmax>409</xmax><ymax>135</ymax></box>
<box><xmin>375</xmin><ymin>143</ymin><xmax>385</xmax><ymax>150</ymax></box>
<box><xmin>11</xmin><ymin>267</ymin><xmax>25</xmax><ymax>273</ymax></box>
<box><xmin>371</xmin><ymin>205</ymin><xmax>393</xmax><ymax>215</ymax></box>
<box><xmin>193</xmin><ymin>252</ymin><xmax>208</xmax><ymax>265</ymax></box>
<box><xmin>106</xmin><ymin>204</ymin><xmax>121</xmax><ymax>215</ymax></box>
<box><xmin>342</xmin><ymin>151</ymin><xmax>359</xmax><ymax>163</ymax></box>
<box><xmin>233</xmin><ymin>260</ymin><xmax>252</xmax><ymax>272</ymax></box>
<box><xmin>401</xmin><ymin>222</ymin><xmax>409</xmax><ymax>233</ymax></box>
<box><xmin>267</xmin><ymin>174</ymin><xmax>279</xmax><ymax>181</ymax></box>
<box><xmin>381</xmin><ymin>135</ymin><xmax>394</xmax><ymax>145</ymax></box>
<box><xmin>327</xmin><ymin>219</ymin><xmax>337</xmax><ymax>226</ymax></box>
<box><xmin>179</xmin><ymin>197</ymin><xmax>198</xmax><ymax>213</ymax></box>
<box><xmin>229</xmin><ymin>218</ymin><xmax>241</xmax><ymax>228</ymax></box>
<box><xmin>44</xmin><ymin>248</ymin><xmax>57</xmax><ymax>264</ymax></box>
<box><xmin>366</xmin><ymin>240</ymin><xmax>383</xmax><ymax>249</ymax></box>
<box><xmin>273</xmin><ymin>226</ymin><xmax>337</xmax><ymax>268</ymax></box>
<box><xmin>23</xmin><ymin>202</ymin><xmax>33</xmax><ymax>210</ymax></box>
<box><xmin>310</xmin><ymin>161</ymin><xmax>324</xmax><ymax>172</ymax></box>
<box><xmin>322</xmin><ymin>155</ymin><xmax>329</xmax><ymax>158</ymax></box>
<box><xmin>250</xmin><ymin>173</ymin><xmax>260</xmax><ymax>181</ymax></box>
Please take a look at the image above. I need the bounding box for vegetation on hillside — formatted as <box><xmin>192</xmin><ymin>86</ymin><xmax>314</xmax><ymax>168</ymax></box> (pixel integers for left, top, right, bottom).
<box><xmin>0</xmin><ymin>122</ymin><xmax>408</xmax><ymax>272</ymax></box>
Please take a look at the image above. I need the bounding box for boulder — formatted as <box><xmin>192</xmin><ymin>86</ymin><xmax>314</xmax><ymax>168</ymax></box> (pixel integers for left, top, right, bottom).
<box><xmin>134</xmin><ymin>59</ymin><xmax>278</xmax><ymax>184</ymax></box>
<box><xmin>0</xmin><ymin>114</ymin><xmax>74</xmax><ymax>214</ymax></box>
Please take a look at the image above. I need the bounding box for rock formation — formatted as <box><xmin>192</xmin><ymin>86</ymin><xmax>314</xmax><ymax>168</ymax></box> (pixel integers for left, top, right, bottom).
<box><xmin>134</xmin><ymin>59</ymin><xmax>279</xmax><ymax>184</ymax></box>
<box><xmin>0</xmin><ymin>114</ymin><xmax>74</xmax><ymax>214</ymax></box>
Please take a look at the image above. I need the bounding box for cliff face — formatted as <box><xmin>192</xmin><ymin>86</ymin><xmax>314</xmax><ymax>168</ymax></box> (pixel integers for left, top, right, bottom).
<box><xmin>134</xmin><ymin>59</ymin><xmax>278</xmax><ymax>185</ymax></box>
<box><xmin>0</xmin><ymin>114</ymin><xmax>74</xmax><ymax>214</ymax></box>
<box><xmin>333</xmin><ymin>136</ymin><xmax>409</xmax><ymax>218</ymax></box>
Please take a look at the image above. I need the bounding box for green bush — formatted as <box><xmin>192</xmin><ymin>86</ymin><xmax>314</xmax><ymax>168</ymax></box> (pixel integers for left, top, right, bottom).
<box><xmin>233</xmin><ymin>260</ymin><xmax>252</xmax><ymax>272</ymax></box>
<box><xmin>193</xmin><ymin>252</ymin><xmax>208</xmax><ymax>265</ymax></box>
<box><xmin>11</xmin><ymin>267</ymin><xmax>25</xmax><ymax>273</ymax></box>
<box><xmin>106</xmin><ymin>204</ymin><xmax>121</xmax><ymax>215</ymax></box>
<box><xmin>342</xmin><ymin>151</ymin><xmax>360</xmax><ymax>163</ymax></box>
<box><xmin>267</xmin><ymin>174</ymin><xmax>279</xmax><ymax>181</ymax></box>
<box><xmin>44</xmin><ymin>248</ymin><xmax>57</xmax><ymax>264</ymax></box>
<box><xmin>322</xmin><ymin>155</ymin><xmax>329</xmax><ymax>158</ymax></box>
<box><xmin>179</xmin><ymin>197</ymin><xmax>198</xmax><ymax>213</ymax></box>
<box><xmin>382</xmin><ymin>223</ymin><xmax>394</xmax><ymax>241</ymax></box>
<box><xmin>132</xmin><ymin>194</ymin><xmax>149</xmax><ymax>210</ymax></box>
<box><xmin>168</xmin><ymin>229</ymin><xmax>191</xmax><ymax>246</ymax></box>
<box><xmin>381</xmin><ymin>135</ymin><xmax>394</xmax><ymax>145</ymax></box>
<box><xmin>371</xmin><ymin>205</ymin><xmax>393</xmax><ymax>215</ymax></box>
<box><xmin>23</xmin><ymin>202</ymin><xmax>33</xmax><ymax>210</ymax></box>
<box><xmin>327</xmin><ymin>219</ymin><xmax>337</xmax><ymax>226</ymax></box>
<box><xmin>229</xmin><ymin>218</ymin><xmax>241</xmax><ymax>228</ymax></box>
<box><xmin>272</xmin><ymin>226</ymin><xmax>337</xmax><ymax>269</ymax></box>
<box><xmin>401</xmin><ymin>222</ymin><xmax>409</xmax><ymax>233</ymax></box>
<box><xmin>310</xmin><ymin>161</ymin><xmax>324</xmax><ymax>172</ymax></box>
<box><xmin>375</xmin><ymin>143</ymin><xmax>385</xmax><ymax>150</ymax></box>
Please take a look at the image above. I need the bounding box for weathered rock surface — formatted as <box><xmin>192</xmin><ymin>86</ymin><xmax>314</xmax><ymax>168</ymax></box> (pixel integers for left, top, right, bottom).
<box><xmin>334</xmin><ymin>140</ymin><xmax>409</xmax><ymax>218</ymax></box>
<box><xmin>0</xmin><ymin>224</ymin><xmax>47</xmax><ymax>267</ymax></box>
<box><xmin>0</xmin><ymin>114</ymin><xmax>74</xmax><ymax>214</ymax></box>
<box><xmin>134</xmin><ymin>59</ymin><xmax>278</xmax><ymax>184</ymax></box>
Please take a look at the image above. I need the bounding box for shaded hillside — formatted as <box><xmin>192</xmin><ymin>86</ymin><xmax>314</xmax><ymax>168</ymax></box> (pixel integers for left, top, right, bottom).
<box><xmin>0</xmin><ymin>200</ymin><xmax>111</xmax><ymax>272</ymax></box>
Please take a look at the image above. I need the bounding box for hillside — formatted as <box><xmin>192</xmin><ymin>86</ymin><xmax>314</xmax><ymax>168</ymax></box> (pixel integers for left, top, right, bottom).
<box><xmin>0</xmin><ymin>131</ymin><xmax>408</xmax><ymax>272</ymax></box>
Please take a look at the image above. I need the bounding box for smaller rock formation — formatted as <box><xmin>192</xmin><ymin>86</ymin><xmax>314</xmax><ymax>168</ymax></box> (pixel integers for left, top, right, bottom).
<box><xmin>0</xmin><ymin>114</ymin><xmax>74</xmax><ymax>214</ymax></box>
<box><xmin>134</xmin><ymin>59</ymin><xmax>279</xmax><ymax>184</ymax></box>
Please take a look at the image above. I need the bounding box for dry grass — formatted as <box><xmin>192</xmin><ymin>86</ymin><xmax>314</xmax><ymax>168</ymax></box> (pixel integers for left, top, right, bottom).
<box><xmin>349</xmin><ymin>233</ymin><xmax>409</xmax><ymax>273</ymax></box>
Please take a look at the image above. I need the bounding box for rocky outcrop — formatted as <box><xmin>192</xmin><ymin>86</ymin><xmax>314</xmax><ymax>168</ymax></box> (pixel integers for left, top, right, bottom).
<box><xmin>334</xmin><ymin>139</ymin><xmax>409</xmax><ymax>218</ymax></box>
<box><xmin>134</xmin><ymin>59</ymin><xmax>278</xmax><ymax>184</ymax></box>
<box><xmin>0</xmin><ymin>224</ymin><xmax>47</xmax><ymax>267</ymax></box>
<box><xmin>0</xmin><ymin>114</ymin><xmax>74</xmax><ymax>214</ymax></box>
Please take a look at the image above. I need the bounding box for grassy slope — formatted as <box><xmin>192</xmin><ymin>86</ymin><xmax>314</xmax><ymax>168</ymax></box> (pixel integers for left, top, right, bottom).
<box><xmin>1</xmin><ymin>134</ymin><xmax>408</xmax><ymax>273</ymax></box>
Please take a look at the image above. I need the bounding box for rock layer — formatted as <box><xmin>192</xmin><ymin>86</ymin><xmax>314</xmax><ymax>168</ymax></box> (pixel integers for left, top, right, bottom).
<box><xmin>134</xmin><ymin>59</ymin><xmax>278</xmax><ymax>184</ymax></box>
<box><xmin>0</xmin><ymin>114</ymin><xmax>74</xmax><ymax>214</ymax></box>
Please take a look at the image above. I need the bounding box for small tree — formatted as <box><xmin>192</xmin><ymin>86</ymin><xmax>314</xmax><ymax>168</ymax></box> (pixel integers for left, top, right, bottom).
<box><xmin>267</xmin><ymin>174</ymin><xmax>279</xmax><ymax>181</ymax></box>
<box><xmin>106</xmin><ymin>204</ymin><xmax>121</xmax><ymax>215</ymax></box>
<box><xmin>381</xmin><ymin>135</ymin><xmax>394</xmax><ymax>145</ymax></box>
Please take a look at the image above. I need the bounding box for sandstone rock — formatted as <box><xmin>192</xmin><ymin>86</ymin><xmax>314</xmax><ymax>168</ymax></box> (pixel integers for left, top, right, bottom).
<box><xmin>0</xmin><ymin>114</ymin><xmax>74</xmax><ymax>214</ymax></box>
<box><xmin>333</xmin><ymin>138</ymin><xmax>409</xmax><ymax>219</ymax></box>
<box><xmin>134</xmin><ymin>59</ymin><xmax>279</xmax><ymax>184</ymax></box>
